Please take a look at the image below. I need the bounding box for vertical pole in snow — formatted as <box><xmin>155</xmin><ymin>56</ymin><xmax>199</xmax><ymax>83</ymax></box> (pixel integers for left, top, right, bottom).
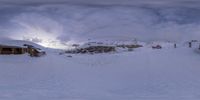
<box><xmin>189</xmin><ymin>42</ymin><xmax>192</xmax><ymax>48</ymax></box>
<box><xmin>199</xmin><ymin>44</ymin><xmax>200</xmax><ymax>50</ymax></box>
<box><xmin>174</xmin><ymin>43</ymin><xmax>177</xmax><ymax>48</ymax></box>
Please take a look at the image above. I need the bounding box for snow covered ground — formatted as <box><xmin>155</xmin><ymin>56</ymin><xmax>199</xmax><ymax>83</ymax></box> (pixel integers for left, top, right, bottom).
<box><xmin>0</xmin><ymin>41</ymin><xmax>200</xmax><ymax>100</ymax></box>
<box><xmin>1</xmin><ymin>1</ymin><xmax>200</xmax><ymax>99</ymax></box>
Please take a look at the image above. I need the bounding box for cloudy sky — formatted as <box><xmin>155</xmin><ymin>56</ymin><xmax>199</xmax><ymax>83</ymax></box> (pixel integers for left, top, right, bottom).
<box><xmin>0</xmin><ymin>0</ymin><xmax>200</xmax><ymax>7</ymax></box>
<box><xmin>0</xmin><ymin>0</ymin><xmax>200</xmax><ymax>48</ymax></box>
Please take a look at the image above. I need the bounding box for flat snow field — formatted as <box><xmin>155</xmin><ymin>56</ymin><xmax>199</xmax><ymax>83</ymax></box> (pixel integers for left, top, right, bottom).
<box><xmin>0</xmin><ymin>47</ymin><xmax>200</xmax><ymax>100</ymax></box>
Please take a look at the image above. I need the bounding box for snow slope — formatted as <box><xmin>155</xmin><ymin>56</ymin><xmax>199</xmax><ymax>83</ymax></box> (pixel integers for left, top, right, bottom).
<box><xmin>0</xmin><ymin>43</ymin><xmax>200</xmax><ymax>100</ymax></box>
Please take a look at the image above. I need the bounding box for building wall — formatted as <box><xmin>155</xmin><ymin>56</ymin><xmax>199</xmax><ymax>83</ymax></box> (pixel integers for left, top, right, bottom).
<box><xmin>0</xmin><ymin>47</ymin><xmax>26</xmax><ymax>55</ymax></box>
<box><xmin>0</xmin><ymin>46</ymin><xmax>45</xmax><ymax>57</ymax></box>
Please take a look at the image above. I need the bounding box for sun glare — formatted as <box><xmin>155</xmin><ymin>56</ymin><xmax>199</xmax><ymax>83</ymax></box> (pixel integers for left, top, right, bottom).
<box><xmin>37</xmin><ymin>39</ymin><xmax>67</xmax><ymax>49</ymax></box>
<box><xmin>12</xmin><ymin>28</ymin><xmax>69</xmax><ymax>49</ymax></box>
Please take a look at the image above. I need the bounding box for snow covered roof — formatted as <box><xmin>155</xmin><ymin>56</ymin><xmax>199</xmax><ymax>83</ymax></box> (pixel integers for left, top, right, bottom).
<box><xmin>0</xmin><ymin>39</ymin><xmax>44</xmax><ymax>49</ymax></box>
<box><xmin>0</xmin><ymin>44</ymin><xmax>25</xmax><ymax>48</ymax></box>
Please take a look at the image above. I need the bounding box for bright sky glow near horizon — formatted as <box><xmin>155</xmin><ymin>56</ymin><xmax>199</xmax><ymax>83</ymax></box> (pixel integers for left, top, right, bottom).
<box><xmin>0</xmin><ymin>0</ymin><xmax>200</xmax><ymax>48</ymax></box>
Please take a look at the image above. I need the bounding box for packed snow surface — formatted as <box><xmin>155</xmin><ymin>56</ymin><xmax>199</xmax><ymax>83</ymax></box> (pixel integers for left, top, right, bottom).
<box><xmin>0</xmin><ymin>42</ymin><xmax>200</xmax><ymax>100</ymax></box>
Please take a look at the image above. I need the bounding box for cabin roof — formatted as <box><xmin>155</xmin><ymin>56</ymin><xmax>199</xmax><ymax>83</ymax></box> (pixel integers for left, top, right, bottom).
<box><xmin>0</xmin><ymin>44</ymin><xmax>25</xmax><ymax>48</ymax></box>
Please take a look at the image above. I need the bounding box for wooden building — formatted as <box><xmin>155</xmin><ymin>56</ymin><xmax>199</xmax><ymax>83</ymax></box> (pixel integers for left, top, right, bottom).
<box><xmin>0</xmin><ymin>44</ymin><xmax>46</xmax><ymax>57</ymax></box>
<box><xmin>0</xmin><ymin>45</ymin><xmax>27</xmax><ymax>55</ymax></box>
